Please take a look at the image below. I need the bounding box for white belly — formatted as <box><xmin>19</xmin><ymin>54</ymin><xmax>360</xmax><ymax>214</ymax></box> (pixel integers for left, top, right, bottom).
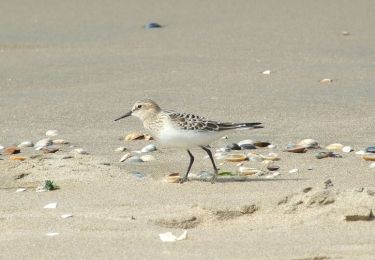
<box><xmin>156</xmin><ymin>125</ymin><xmax>224</xmax><ymax>148</ymax></box>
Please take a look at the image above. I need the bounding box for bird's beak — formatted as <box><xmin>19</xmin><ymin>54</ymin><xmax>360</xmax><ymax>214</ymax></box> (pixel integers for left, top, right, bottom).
<box><xmin>114</xmin><ymin>111</ymin><xmax>132</xmax><ymax>121</ymax></box>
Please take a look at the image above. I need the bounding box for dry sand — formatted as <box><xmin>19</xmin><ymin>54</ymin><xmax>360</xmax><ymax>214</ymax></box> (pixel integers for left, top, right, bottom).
<box><xmin>1</xmin><ymin>0</ymin><xmax>375</xmax><ymax>259</ymax></box>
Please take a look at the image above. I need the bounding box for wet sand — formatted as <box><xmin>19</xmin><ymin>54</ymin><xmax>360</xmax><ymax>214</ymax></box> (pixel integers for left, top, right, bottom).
<box><xmin>1</xmin><ymin>0</ymin><xmax>375</xmax><ymax>259</ymax></box>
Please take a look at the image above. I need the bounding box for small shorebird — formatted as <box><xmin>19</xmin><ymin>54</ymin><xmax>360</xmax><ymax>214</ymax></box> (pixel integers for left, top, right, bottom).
<box><xmin>114</xmin><ymin>99</ymin><xmax>263</xmax><ymax>183</ymax></box>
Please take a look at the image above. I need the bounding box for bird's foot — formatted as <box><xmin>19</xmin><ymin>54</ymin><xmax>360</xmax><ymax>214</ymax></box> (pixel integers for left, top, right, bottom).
<box><xmin>210</xmin><ymin>172</ymin><xmax>218</xmax><ymax>184</ymax></box>
<box><xmin>179</xmin><ymin>176</ymin><xmax>188</xmax><ymax>184</ymax></box>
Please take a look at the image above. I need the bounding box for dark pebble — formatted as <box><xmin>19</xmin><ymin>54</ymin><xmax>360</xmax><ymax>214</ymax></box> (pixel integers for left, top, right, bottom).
<box><xmin>365</xmin><ymin>146</ymin><xmax>375</xmax><ymax>153</ymax></box>
<box><xmin>267</xmin><ymin>164</ymin><xmax>280</xmax><ymax>171</ymax></box>
<box><xmin>239</xmin><ymin>144</ymin><xmax>257</xmax><ymax>150</ymax></box>
<box><xmin>145</xmin><ymin>22</ymin><xmax>162</xmax><ymax>29</ymax></box>
<box><xmin>254</xmin><ymin>141</ymin><xmax>271</xmax><ymax>148</ymax></box>
<box><xmin>226</xmin><ymin>143</ymin><xmax>241</xmax><ymax>150</ymax></box>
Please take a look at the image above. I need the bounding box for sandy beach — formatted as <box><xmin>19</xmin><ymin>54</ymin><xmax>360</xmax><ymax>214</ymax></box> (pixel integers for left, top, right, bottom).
<box><xmin>1</xmin><ymin>0</ymin><xmax>375</xmax><ymax>259</ymax></box>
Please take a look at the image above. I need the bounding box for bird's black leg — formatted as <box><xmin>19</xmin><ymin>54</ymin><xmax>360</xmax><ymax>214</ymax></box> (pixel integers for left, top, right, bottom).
<box><xmin>200</xmin><ymin>146</ymin><xmax>219</xmax><ymax>183</ymax></box>
<box><xmin>180</xmin><ymin>149</ymin><xmax>194</xmax><ymax>183</ymax></box>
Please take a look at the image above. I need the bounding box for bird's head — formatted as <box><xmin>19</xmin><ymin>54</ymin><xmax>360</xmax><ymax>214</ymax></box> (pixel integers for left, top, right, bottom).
<box><xmin>114</xmin><ymin>99</ymin><xmax>161</xmax><ymax>122</ymax></box>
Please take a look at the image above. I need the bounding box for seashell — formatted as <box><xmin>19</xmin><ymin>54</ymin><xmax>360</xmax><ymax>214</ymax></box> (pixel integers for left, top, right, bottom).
<box><xmin>261</xmin><ymin>159</ymin><xmax>273</xmax><ymax>164</ymax></box>
<box><xmin>119</xmin><ymin>153</ymin><xmax>132</xmax><ymax>162</ymax></box>
<box><xmin>363</xmin><ymin>154</ymin><xmax>375</xmax><ymax>161</ymax></box>
<box><xmin>52</xmin><ymin>139</ymin><xmax>69</xmax><ymax>145</ymax></box>
<box><xmin>17</xmin><ymin>141</ymin><xmax>34</xmax><ymax>148</ymax></box>
<box><xmin>355</xmin><ymin>150</ymin><xmax>365</xmax><ymax>155</ymax></box>
<box><xmin>225</xmin><ymin>154</ymin><xmax>247</xmax><ymax>162</ymax></box>
<box><xmin>267</xmin><ymin>164</ymin><xmax>280</xmax><ymax>171</ymax></box>
<box><xmin>254</xmin><ymin>141</ymin><xmax>271</xmax><ymax>148</ymax></box>
<box><xmin>239</xmin><ymin>144</ymin><xmax>256</xmax><ymax>150</ymax></box>
<box><xmin>35</xmin><ymin>138</ymin><xmax>52</xmax><ymax>149</ymax></box>
<box><xmin>259</xmin><ymin>153</ymin><xmax>280</xmax><ymax>161</ymax></box>
<box><xmin>140</xmin><ymin>154</ymin><xmax>155</xmax><ymax>162</ymax></box>
<box><xmin>267</xmin><ymin>144</ymin><xmax>276</xmax><ymax>149</ymax></box>
<box><xmin>342</xmin><ymin>146</ymin><xmax>353</xmax><ymax>153</ymax></box>
<box><xmin>237</xmin><ymin>139</ymin><xmax>255</xmax><ymax>146</ymax></box>
<box><xmin>284</xmin><ymin>145</ymin><xmax>307</xmax><ymax>153</ymax></box>
<box><xmin>127</xmin><ymin>155</ymin><xmax>143</xmax><ymax>163</ymax></box>
<box><xmin>297</xmin><ymin>139</ymin><xmax>319</xmax><ymax>149</ymax></box>
<box><xmin>226</xmin><ymin>143</ymin><xmax>241</xmax><ymax>150</ymax></box>
<box><xmin>10</xmin><ymin>156</ymin><xmax>27</xmax><ymax>161</ymax></box>
<box><xmin>315</xmin><ymin>151</ymin><xmax>333</xmax><ymax>159</ymax></box>
<box><xmin>272</xmin><ymin>171</ymin><xmax>281</xmax><ymax>177</ymax></box>
<box><xmin>341</xmin><ymin>31</ymin><xmax>350</xmax><ymax>36</ymax></box>
<box><xmin>45</xmin><ymin>232</ymin><xmax>59</xmax><ymax>237</ymax></box>
<box><xmin>365</xmin><ymin>146</ymin><xmax>375</xmax><ymax>153</ymax></box>
<box><xmin>131</xmin><ymin>172</ymin><xmax>145</xmax><ymax>179</ymax></box>
<box><xmin>44</xmin><ymin>202</ymin><xmax>57</xmax><ymax>209</ymax></box>
<box><xmin>325</xmin><ymin>143</ymin><xmax>344</xmax><ymax>151</ymax></box>
<box><xmin>115</xmin><ymin>146</ymin><xmax>126</xmax><ymax>152</ymax></box>
<box><xmin>4</xmin><ymin>146</ymin><xmax>21</xmax><ymax>155</ymax></box>
<box><xmin>288</xmin><ymin>168</ymin><xmax>299</xmax><ymax>174</ymax></box>
<box><xmin>0</xmin><ymin>145</ymin><xmax>4</xmax><ymax>150</ymax></box>
<box><xmin>145</xmin><ymin>22</ymin><xmax>162</xmax><ymax>29</ymax></box>
<box><xmin>195</xmin><ymin>171</ymin><xmax>214</xmax><ymax>179</ymax></box>
<box><xmin>221</xmin><ymin>136</ymin><xmax>228</xmax><ymax>139</ymax></box>
<box><xmin>159</xmin><ymin>230</ymin><xmax>187</xmax><ymax>242</ymax></box>
<box><xmin>46</xmin><ymin>130</ymin><xmax>58</xmax><ymax>137</ymax></box>
<box><xmin>42</xmin><ymin>146</ymin><xmax>59</xmax><ymax>154</ymax></box>
<box><xmin>125</xmin><ymin>132</ymin><xmax>145</xmax><ymax>141</ymax></box>
<box><xmin>16</xmin><ymin>188</ymin><xmax>27</xmax><ymax>192</ymax></box>
<box><xmin>369</xmin><ymin>162</ymin><xmax>375</xmax><ymax>169</ymax></box>
<box><xmin>71</xmin><ymin>148</ymin><xmax>88</xmax><ymax>155</ymax></box>
<box><xmin>140</xmin><ymin>144</ymin><xmax>157</xmax><ymax>153</ymax></box>
<box><xmin>164</xmin><ymin>173</ymin><xmax>181</xmax><ymax>183</ymax></box>
<box><xmin>320</xmin><ymin>78</ymin><xmax>333</xmax><ymax>83</ymax></box>
<box><xmin>262</xmin><ymin>70</ymin><xmax>271</xmax><ymax>75</ymax></box>
<box><xmin>61</xmin><ymin>214</ymin><xmax>73</xmax><ymax>219</ymax></box>
<box><xmin>238</xmin><ymin>167</ymin><xmax>261</xmax><ymax>176</ymax></box>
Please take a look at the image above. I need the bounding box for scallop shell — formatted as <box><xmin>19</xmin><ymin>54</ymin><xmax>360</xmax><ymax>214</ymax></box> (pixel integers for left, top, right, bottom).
<box><xmin>363</xmin><ymin>154</ymin><xmax>375</xmax><ymax>161</ymax></box>
<box><xmin>224</xmin><ymin>154</ymin><xmax>247</xmax><ymax>162</ymax></box>
<box><xmin>17</xmin><ymin>141</ymin><xmax>34</xmax><ymax>148</ymax></box>
<box><xmin>297</xmin><ymin>139</ymin><xmax>319</xmax><ymax>149</ymax></box>
<box><xmin>237</xmin><ymin>167</ymin><xmax>261</xmax><ymax>176</ymax></box>
<box><xmin>164</xmin><ymin>173</ymin><xmax>181</xmax><ymax>183</ymax></box>
<box><xmin>325</xmin><ymin>143</ymin><xmax>344</xmax><ymax>151</ymax></box>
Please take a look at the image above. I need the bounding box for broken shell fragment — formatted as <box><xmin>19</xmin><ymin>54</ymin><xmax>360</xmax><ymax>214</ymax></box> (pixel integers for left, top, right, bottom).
<box><xmin>262</xmin><ymin>70</ymin><xmax>271</xmax><ymax>75</ymax></box>
<box><xmin>17</xmin><ymin>141</ymin><xmax>34</xmax><ymax>148</ymax></box>
<box><xmin>284</xmin><ymin>145</ymin><xmax>307</xmax><ymax>153</ymax></box>
<box><xmin>44</xmin><ymin>202</ymin><xmax>57</xmax><ymax>209</ymax></box>
<box><xmin>52</xmin><ymin>139</ymin><xmax>69</xmax><ymax>145</ymax></box>
<box><xmin>35</xmin><ymin>138</ymin><xmax>52</xmax><ymax>149</ymax></box>
<box><xmin>16</xmin><ymin>188</ymin><xmax>27</xmax><ymax>192</ymax></box>
<box><xmin>10</xmin><ymin>156</ymin><xmax>27</xmax><ymax>161</ymax></box>
<box><xmin>297</xmin><ymin>139</ymin><xmax>319</xmax><ymax>149</ymax></box>
<box><xmin>140</xmin><ymin>154</ymin><xmax>155</xmax><ymax>162</ymax></box>
<box><xmin>325</xmin><ymin>143</ymin><xmax>344</xmax><ymax>151</ymax></box>
<box><xmin>259</xmin><ymin>153</ymin><xmax>280</xmax><ymax>161</ymax></box>
<box><xmin>237</xmin><ymin>139</ymin><xmax>255</xmax><ymax>146</ymax></box>
<box><xmin>342</xmin><ymin>146</ymin><xmax>353</xmax><ymax>153</ymax></box>
<box><xmin>125</xmin><ymin>132</ymin><xmax>153</xmax><ymax>141</ymax></box>
<box><xmin>289</xmin><ymin>168</ymin><xmax>299</xmax><ymax>174</ymax></box>
<box><xmin>224</xmin><ymin>154</ymin><xmax>247</xmax><ymax>162</ymax></box>
<box><xmin>115</xmin><ymin>146</ymin><xmax>126</xmax><ymax>152</ymax></box>
<box><xmin>159</xmin><ymin>230</ymin><xmax>187</xmax><ymax>242</ymax></box>
<box><xmin>119</xmin><ymin>153</ymin><xmax>133</xmax><ymax>162</ymax></box>
<box><xmin>363</xmin><ymin>154</ymin><xmax>375</xmax><ymax>161</ymax></box>
<box><xmin>237</xmin><ymin>167</ymin><xmax>261</xmax><ymax>176</ymax></box>
<box><xmin>355</xmin><ymin>150</ymin><xmax>365</xmax><ymax>155</ymax></box>
<box><xmin>320</xmin><ymin>78</ymin><xmax>333</xmax><ymax>83</ymax></box>
<box><xmin>4</xmin><ymin>146</ymin><xmax>21</xmax><ymax>155</ymax></box>
<box><xmin>141</xmin><ymin>144</ymin><xmax>157</xmax><ymax>153</ymax></box>
<box><xmin>164</xmin><ymin>173</ymin><xmax>181</xmax><ymax>183</ymax></box>
<box><xmin>42</xmin><ymin>146</ymin><xmax>59</xmax><ymax>154</ymax></box>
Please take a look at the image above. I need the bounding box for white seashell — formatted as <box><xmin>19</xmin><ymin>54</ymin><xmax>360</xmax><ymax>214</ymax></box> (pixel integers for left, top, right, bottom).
<box><xmin>325</xmin><ymin>143</ymin><xmax>344</xmax><ymax>151</ymax></box>
<box><xmin>262</xmin><ymin>70</ymin><xmax>271</xmax><ymax>75</ymax></box>
<box><xmin>342</xmin><ymin>146</ymin><xmax>353</xmax><ymax>153</ymax></box>
<box><xmin>159</xmin><ymin>230</ymin><xmax>187</xmax><ymax>242</ymax></box>
<box><xmin>52</xmin><ymin>139</ymin><xmax>69</xmax><ymax>145</ymax></box>
<box><xmin>34</xmin><ymin>138</ymin><xmax>52</xmax><ymax>149</ymax></box>
<box><xmin>114</xmin><ymin>146</ymin><xmax>126</xmax><ymax>152</ymax></box>
<box><xmin>44</xmin><ymin>202</ymin><xmax>57</xmax><ymax>209</ymax></box>
<box><xmin>272</xmin><ymin>172</ymin><xmax>281</xmax><ymax>177</ymax></box>
<box><xmin>141</xmin><ymin>144</ymin><xmax>157</xmax><ymax>153</ymax></box>
<box><xmin>127</xmin><ymin>155</ymin><xmax>143</xmax><ymax>163</ymax></box>
<box><xmin>16</xmin><ymin>188</ymin><xmax>27</xmax><ymax>192</ymax></box>
<box><xmin>320</xmin><ymin>78</ymin><xmax>333</xmax><ymax>83</ymax></box>
<box><xmin>238</xmin><ymin>167</ymin><xmax>261</xmax><ymax>176</ymax></box>
<box><xmin>220</xmin><ymin>136</ymin><xmax>228</xmax><ymax>139</ymax></box>
<box><xmin>297</xmin><ymin>139</ymin><xmax>319</xmax><ymax>149</ymax></box>
<box><xmin>237</xmin><ymin>139</ymin><xmax>255</xmax><ymax>146</ymax></box>
<box><xmin>355</xmin><ymin>150</ymin><xmax>365</xmax><ymax>155</ymax></box>
<box><xmin>140</xmin><ymin>154</ymin><xmax>155</xmax><ymax>162</ymax></box>
<box><xmin>71</xmin><ymin>148</ymin><xmax>88</xmax><ymax>155</ymax></box>
<box><xmin>61</xmin><ymin>214</ymin><xmax>73</xmax><ymax>219</ymax></box>
<box><xmin>46</xmin><ymin>232</ymin><xmax>59</xmax><ymax>237</ymax></box>
<box><xmin>369</xmin><ymin>162</ymin><xmax>375</xmax><ymax>169</ymax></box>
<box><xmin>17</xmin><ymin>141</ymin><xmax>34</xmax><ymax>148</ymax></box>
<box><xmin>46</xmin><ymin>130</ymin><xmax>58</xmax><ymax>137</ymax></box>
<box><xmin>289</xmin><ymin>168</ymin><xmax>299</xmax><ymax>174</ymax></box>
<box><xmin>119</xmin><ymin>153</ymin><xmax>132</xmax><ymax>162</ymax></box>
<box><xmin>0</xmin><ymin>145</ymin><xmax>4</xmax><ymax>150</ymax></box>
<box><xmin>267</xmin><ymin>144</ymin><xmax>276</xmax><ymax>149</ymax></box>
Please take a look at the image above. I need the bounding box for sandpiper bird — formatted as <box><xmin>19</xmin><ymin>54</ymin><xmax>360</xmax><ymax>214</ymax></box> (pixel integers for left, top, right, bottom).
<box><xmin>114</xmin><ymin>99</ymin><xmax>263</xmax><ymax>183</ymax></box>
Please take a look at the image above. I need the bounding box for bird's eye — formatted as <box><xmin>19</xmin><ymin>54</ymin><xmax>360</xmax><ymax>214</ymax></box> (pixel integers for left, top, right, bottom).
<box><xmin>137</xmin><ymin>105</ymin><xmax>142</xmax><ymax>109</ymax></box>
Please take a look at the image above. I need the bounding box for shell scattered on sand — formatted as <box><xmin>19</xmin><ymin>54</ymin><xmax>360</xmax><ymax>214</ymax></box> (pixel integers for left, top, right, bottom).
<box><xmin>46</xmin><ymin>130</ymin><xmax>58</xmax><ymax>137</ymax></box>
<box><xmin>115</xmin><ymin>146</ymin><xmax>127</xmax><ymax>152</ymax></box>
<box><xmin>71</xmin><ymin>148</ymin><xmax>89</xmax><ymax>155</ymax></box>
<box><xmin>254</xmin><ymin>141</ymin><xmax>271</xmax><ymax>148</ymax></box>
<box><xmin>0</xmin><ymin>145</ymin><xmax>4</xmax><ymax>150</ymax></box>
<box><xmin>164</xmin><ymin>173</ymin><xmax>181</xmax><ymax>183</ymax></box>
<box><xmin>16</xmin><ymin>188</ymin><xmax>27</xmax><ymax>192</ymax></box>
<box><xmin>159</xmin><ymin>230</ymin><xmax>187</xmax><ymax>242</ymax></box>
<box><xmin>119</xmin><ymin>153</ymin><xmax>133</xmax><ymax>162</ymax></box>
<box><xmin>10</xmin><ymin>156</ymin><xmax>27</xmax><ymax>161</ymax></box>
<box><xmin>289</xmin><ymin>168</ymin><xmax>299</xmax><ymax>174</ymax></box>
<box><xmin>42</xmin><ymin>146</ymin><xmax>59</xmax><ymax>154</ymax></box>
<box><xmin>17</xmin><ymin>141</ymin><xmax>34</xmax><ymax>148</ymax></box>
<box><xmin>4</xmin><ymin>146</ymin><xmax>21</xmax><ymax>155</ymax></box>
<box><xmin>225</xmin><ymin>154</ymin><xmax>247</xmax><ymax>162</ymax></box>
<box><xmin>35</xmin><ymin>138</ymin><xmax>52</xmax><ymax>149</ymax></box>
<box><xmin>259</xmin><ymin>153</ymin><xmax>280</xmax><ymax>161</ymax></box>
<box><xmin>267</xmin><ymin>164</ymin><xmax>280</xmax><ymax>171</ymax></box>
<box><xmin>316</xmin><ymin>151</ymin><xmax>333</xmax><ymax>159</ymax></box>
<box><xmin>145</xmin><ymin>22</ymin><xmax>162</xmax><ymax>29</ymax></box>
<box><xmin>320</xmin><ymin>78</ymin><xmax>333</xmax><ymax>83</ymax></box>
<box><xmin>325</xmin><ymin>143</ymin><xmax>344</xmax><ymax>151</ymax></box>
<box><xmin>365</xmin><ymin>146</ymin><xmax>375</xmax><ymax>153</ymax></box>
<box><xmin>52</xmin><ymin>139</ymin><xmax>69</xmax><ymax>145</ymax></box>
<box><xmin>262</xmin><ymin>70</ymin><xmax>271</xmax><ymax>75</ymax></box>
<box><xmin>125</xmin><ymin>132</ymin><xmax>153</xmax><ymax>141</ymax></box>
<box><xmin>355</xmin><ymin>150</ymin><xmax>365</xmax><ymax>155</ymax></box>
<box><xmin>284</xmin><ymin>145</ymin><xmax>307</xmax><ymax>153</ymax></box>
<box><xmin>141</xmin><ymin>144</ymin><xmax>157</xmax><ymax>153</ymax></box>
<box><xmin>140</xmin><ymin>154</ymin><xmax>155</xmax><ymax>162</ymax></box>
<box><xmin>369</xmin><ymin>162</ymin><xmax>375</xmax><ymax>169</ymax></box>
<box><xmin>226</xmin><ymin>143</ymin><xmax>241</xmax><ymax>150</ymax></box>
<box><xmin>45</xmin><ymin>232</ymin><xmax>59</xmax><ymax>237</ymax></box>
<box><xmin>297</xmin><ymin>139</ymin><xmax>319</xmax><ymax>149</ymax></box>
<box><xmin>237</xmin><ymin>167</ymin><xmax>261</xmax><ymax>176</ymax></box>
<box><xmin>342</xmin><ymin>146</ymin><xmax>353</xmax><ymax>153</ymax></box>
<box><xmin>61</xmin><ymin>214</ymin><xmax>73</xmax><ymax>219</ymax></box>
<box><xmin>44</xmin><ymin>202</ymin><xmax>57</xmax><ymax>209</ymax></box>
<box><xmin>363</xmin><ymin>154</ymin><xmax>375</xmax><ymax>161</ymax></box>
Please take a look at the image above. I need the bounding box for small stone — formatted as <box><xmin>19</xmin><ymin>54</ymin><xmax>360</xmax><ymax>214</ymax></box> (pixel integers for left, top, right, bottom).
<box><xmin>320</xmin><ymin>78</ymin><xmax>333</xmax><ymax>83</ymax></box>
<box><xmin>365</xmin><ymin>146</ymin><xmax>375</xmax><ymax>153</ymax></box>
<box><xmin>288</xmin><ymin>168</ymin><xmax>299</xmax><ymax>174</ymax></box>
<box><xmin>303</xmin><ymin>187</ymin><xmax>313</xmax><ymax>193</ymax></box>
<box><xmin>324</xmin><ymin>179</ymin><xmax>334</xmax><ymax>189</ymax></box>
<box><xmin>115</xmin><ymin>146</ymin><xmax>127</xmax><ymax>152</ymax></box>
<box><xmin>140</xmin><ymin>144</ymin><xmax>157</xmax><ymax>153</ymax></box>
<box><xmin>4</xmin><ymin>146</ymin><xmax>20</xmax><ymax>155</ymax></box>
<box><xmin>239</xmin><ymin>144</ymin><xmax>256</xmax><ymax>150</ymax></box>
<box><xmin>345</xmin><ymin>208</ymin><xmax>373</xmax><ymax>221</ymax></box>
<box><xmin>226</xmin><ymin>143</ymin><xmax>241</xmax><ymax>150</ymax></box>
<box><xmin>325</xmin><ymin>143</ymin><xmax>344</xmax><ymax>151</ymax></box>
<box><xmin>144</xmin><ymin>22</ymin><xmax>162</xmax><ymax>29</ymax></box>
<box><xmin>315</xmin><ymin>151</ymin><xmax>333</xmax><ymax>159</ymax></box>
<box><xmin>17</xmin><ymin>141</ymin><xmax>34</xmax><ymax>148</ymax></box>
<box><xmin>267</xmin><ymin>164</ymin><xmax>280</xmax><ymax>171</ymax></box>
<box><xmin>35</xmin><ymin>138</ymin><xmax>52</xmax><ymax>149</ymax></box>
<box><xmin>46</xmin><ymin>130</ymin><xmax>58</xmax><ymax>137</ymax></box>
<box><xmin>71</xmin><ymin>148</ymin><xmax>88</xmax><ymax>155</ymax></box>
<box><xmin>342</xmin><ymin>146</ymin><xmax>353</xmax><ymax>153</ymax></box>
<box><xmin>254</xmin><ymin>141</ymin><xmax>271</xmax><ymax>148</ymax></box>
<box><xmin>52</xmin><ymin>139</ymin><xmax>69</xmax><ymax>145</ymax></box>
<box><xmin>42</xmin><ymin>146</ymin><xmax>59</xmax><ymax>154</ymax></box>
<box><xmin>284</xmin><ymin>145</ymin><xmax>307</xmax><ymax>153</ymax></box>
